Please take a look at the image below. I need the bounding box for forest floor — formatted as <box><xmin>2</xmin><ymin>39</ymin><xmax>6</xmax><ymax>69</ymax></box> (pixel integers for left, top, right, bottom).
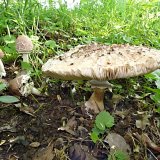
<box><xmin>0</xmin><ymin>66</ymin><xmax>160</xmax><ymax>160</ymax></box>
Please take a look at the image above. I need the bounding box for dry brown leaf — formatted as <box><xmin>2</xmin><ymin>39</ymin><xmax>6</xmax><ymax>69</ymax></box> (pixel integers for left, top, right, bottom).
<box><xmin>135</xmin><ymin>112</ymin><xmax>150</xmax><ymax>130</ymax></box>
<box><xmin>29</xmin><ymin>142</ymin><xmax>40</xmax><ymax>148</ymax></box>
<box><xmin>58</xmin><ymin>116</ymin><xmax>77</xmax><ymax>136</ymax></box>
<box><xmin>32</xmin><ymin>141</ymin><xmax>54</xmax><ymax>160</ymax></box>
<box><xmin>105</xmin><ymin>133</ymin><xmax>131</xmax><ymax>154</ymax></box>
<box><xmin>68</xmin><ymin>143</ymin><xmax>97</xmax><ymax>160</ymax></box>
<box><xmin>134</xmin><ymin>132</ymin><xmax>160</xmax><ymax>153</ymax></box>
<box><xmin>14</xmin><ymin>103</ymin><xmax>35</xmax><ymax>117</ymax></box>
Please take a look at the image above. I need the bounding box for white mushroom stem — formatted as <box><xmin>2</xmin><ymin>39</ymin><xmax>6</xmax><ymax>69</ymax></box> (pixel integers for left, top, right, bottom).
<box><xmin>9</xmin><ymin>72</ymin><xmax>41</xmax><ymax>96</ymax></box>
<box><xmin>0</xmin><ymin>59</ymin><xmax>6</xmax><ymax>78</ymax></box>
<box><xmin>22</xmin><ymin>53</ymin><xmax>29</xmax><ymax>63</ymax></box>
<box><xmin>84</xmin><ymin>80</ymin><xmax>113</xmax><ymax>113</ymax></box>
<box><xmin>22</xmin><ymin>82</ymin><xmax>41</xmax><ymax>96</ymax></box>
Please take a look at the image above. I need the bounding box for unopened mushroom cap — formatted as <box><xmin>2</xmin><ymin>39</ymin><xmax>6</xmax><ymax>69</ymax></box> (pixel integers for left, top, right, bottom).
<box><xmin>0</xmin><ymin>49</ymin><xmax>4</xmax><ymax>58</ymax></box>
<box><xmin>42</xmin><ymin>43</ymin><xmax>160</xmax><ymax>81</ymax></box>
<box><xmin>16</xmin><ymin>35</ymin><xmax>33</xmax><ymax>54</ymax></box>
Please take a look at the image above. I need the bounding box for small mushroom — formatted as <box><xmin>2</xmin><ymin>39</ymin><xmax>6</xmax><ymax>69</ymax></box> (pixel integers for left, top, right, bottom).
<box><xmin>16</xmin><ymin>35</ymin><xmax>33</xmax><ymax>63</ymax></box>
<box><xmin>9</xmin><ymin>72</ymin><xmax>41</xmax><ymax>96</ymax></box>
<box><xmin>0</xmin><ymin>49</ymin><xmax>6</xmax><ymax>78</ymax></box>
<box><xmin>42</xmin><ymin>43</ymin><xmax>160</xmax><ymax>113</ymax></box>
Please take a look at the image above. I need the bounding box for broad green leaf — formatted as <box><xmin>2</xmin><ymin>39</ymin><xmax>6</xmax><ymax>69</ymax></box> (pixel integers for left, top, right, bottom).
<box><xmin>45</xmin><ymin>40</ymin><xmax>57</xmax><ymax>48</ymax></box>
<box><xmin>21</xmin><ymin>61</ymin><xmax>33</xmax><ymax>72</ymax></box>
<box><xmin>0</xmin><ymin>96</ymin><xmax>19</xmax><ymax>103</ymax></box>
<box><xmin>95</xmin><ymin>111</ymin><xmax>114</xmax><ymax>131</ymax></box>
<box><xmin>3</xmin><ymin>35</ymin><xmax>16</xmax><ymax>44</ymax></box>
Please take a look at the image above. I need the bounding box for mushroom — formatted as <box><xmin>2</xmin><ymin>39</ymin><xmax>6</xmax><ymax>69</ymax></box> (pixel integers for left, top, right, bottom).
<box><xmin>12</xmin><ymin>35</ymin><xmax>41</xmax><ymax>96</ymax></box>
<box><xmin>9</xmin><ymin>71</ymin><xmax>41</xmax><ymax>96</ymax></box>
<box><xmin>42</xmin><ymin>43</ymin><xmax>160</xmax><ymax>113</ymax></box>
<box><xmin>0</xmin><ymin>49</ymin><xmax>6</xmax><ymax>78</ymax></box>
<box><xmin>16</xmin><ymin>35</ymin><xmax>33</xmax><ymax>63</ymax></box>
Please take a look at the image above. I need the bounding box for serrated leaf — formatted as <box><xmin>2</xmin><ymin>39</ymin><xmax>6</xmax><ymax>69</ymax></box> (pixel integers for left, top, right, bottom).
<box><xmin>95</xmin><ymin>111</ymin><xmax>114</xmax><ymax>131</ymax></box>
<box><xmin>0</xmin><ymin>96</ymin><xmax>19</xmax><ymax>103</ymax></box>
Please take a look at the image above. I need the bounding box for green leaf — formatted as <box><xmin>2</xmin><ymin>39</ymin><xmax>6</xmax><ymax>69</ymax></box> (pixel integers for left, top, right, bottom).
<box><xmin>3</xmin><ymin>35</ymin><xmax>16</xmax><ymax>44</ymax></box>
<box><xmin>45</xmin><ymin>40</ymin><xmax>57</xmax><ymax>49</ymax></box>
<box><xmin>108</xmin><ymin>150</ymin><xmax>129</xmax><ymax>160</ymax></box>
<box><xmin>95</xmin><ymin>111</ymin><xmax>114</xmax><ymax>131</ymax></box>
<box><xmin>21</xmin><ymin>61</ymin><xmax>33</xmax><ymax>72</ymax></box>
<box><xmin>155</xmin><ymin>79</ymin><xmax>160</xmax><ymax>89</ymax></box>
<box><xmin>150</xmin><ymin>93</ymin><xmax>160</xmax><ymax>104</ymax></box>
<box><xmin>90</xmin><ymin>132</ymin><xmax>99</xmax><ymax>143</ymax></box>
<box><xmin>0</xmin><ymin>96</ymin><xmax>19</xmax><ymax>103</ymax></box>
<box><xmin>114</xmin><ymin>150</ymin><xmax>129</xmax><ymax>160</ymax></box>
<box><xmin>92</xmin><ymin>125</ymin><xmax>105</xmax><ymax>135</ymax></box>
<box><xmin>0</xmin><ymin>83</ymin><xmax>7</xmax><ymax>91</ymax></box>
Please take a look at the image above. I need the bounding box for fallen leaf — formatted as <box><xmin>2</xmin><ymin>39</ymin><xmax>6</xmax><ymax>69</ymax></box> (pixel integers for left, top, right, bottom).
<box><xmin>9</xmin><ymin>136</ymin><xmax>29</xmax><ymax>146</ymax></box>
<box><xmin>135</xmin><ymin>112</ymin><xmax>151</xmax><ymax>130</ymax></box>
<box><xmin>0</xmin><ymin>117</ymin><xmax>17</xmax><ymax>133</ymax></box>
<box><xmin>133</xmin><ymin>132</ymin><xmax>160</xmax><ymax>153</ymax></box>
<box><xmin>105</xmin><ymin>133</ymin><xmax>131</xmax><ymax>155</ymax></box>
<box><xmin>32</xmin><ymin>141</ymin><xmax>54</xmax><ymax>160</ymax></box>
<box><xmin>14</xmin><ymin>103</ymin><xmax>35</xmax><ymax>117</ymax></box>
<box><xmin>0</xmin><ymin>140</ymin><xmax>6</xmax><ymax>146</ymax></box>
<box><xmin>115</xmin><ymin>110</ymin><xmax>130</xmax><ymax>119</ymax></box>
<box><xmin>8</xmin><ymin>155</ymin><xmax>19</xmax><ymax>160</ymax></box>
<box><xmin>58</xmin><ymin>116</ymin><xmax>77</xmax><ymax>136</ymax></box>
<box><xmin>29</xmin><ymin>142</ymin><xmax>40</xmax><ymax>148</ymax></box>
<box><xmin>68</xmin><ymin>143</ymin><xmax>97</xmax><ymax>160</ymax></box>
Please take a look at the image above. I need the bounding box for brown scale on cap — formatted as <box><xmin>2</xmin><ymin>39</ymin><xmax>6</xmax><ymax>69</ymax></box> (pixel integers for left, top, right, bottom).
<box><xmin>42</xmin><ymin>43</ymin><xmax>160</xmax><ymax>113</ymax></box>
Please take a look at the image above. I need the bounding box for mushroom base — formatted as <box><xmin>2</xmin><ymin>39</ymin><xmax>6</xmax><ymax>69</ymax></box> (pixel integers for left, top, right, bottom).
<box><xmin>84</xmin><ymin>87</ymin><xmax>105</xmax><ymax>113</ymax></box>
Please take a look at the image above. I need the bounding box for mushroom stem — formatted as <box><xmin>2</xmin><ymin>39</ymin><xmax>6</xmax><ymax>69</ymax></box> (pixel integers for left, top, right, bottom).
<box><xmin>84</xmin><ymin>80</ymin><xmax>113</xmax><ymax>113</ymax></box>
<box><xmin>85</xmin><ymin>87</ymin><xmax>105</xmax><ymax>113</ymax></box>
<box><xmin>0</xmin><ymin>59</ymin><xmax>6</xmax><ymax>78</ymax></box>
<box><xmin>22</xmin><ymin>53</ymin><xmax>29</xmax><ymax>63</ymax></box>
<box><xmin>31</xmin><ymin>87</ymin><xmax>41</xmax><ymax>96</ymax></box>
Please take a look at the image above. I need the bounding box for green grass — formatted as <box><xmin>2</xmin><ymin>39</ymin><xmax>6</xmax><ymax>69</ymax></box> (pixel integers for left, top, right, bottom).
<box><xmin>0</xmin><ymin>0</ymin><xmax>160</xmax><ymax>86</ymax></box>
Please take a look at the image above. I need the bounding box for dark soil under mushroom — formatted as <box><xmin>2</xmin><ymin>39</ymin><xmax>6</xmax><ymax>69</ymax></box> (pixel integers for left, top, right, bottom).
<box><xmin>0</xmin><ymin>77</ymin><xmax>159</xmax><ymax>160</ymax></box>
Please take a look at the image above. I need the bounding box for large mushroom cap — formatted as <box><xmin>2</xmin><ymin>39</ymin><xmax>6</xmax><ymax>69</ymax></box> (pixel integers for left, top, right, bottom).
<box><xmin>42</xmin><ymin>43</ymin><xmax>160</xmax><ymax>81</ymax></box>
<box><xmin>16</xmin><ymin>35</ymin><xmax>33</xmax><ymax>54</ymax></box>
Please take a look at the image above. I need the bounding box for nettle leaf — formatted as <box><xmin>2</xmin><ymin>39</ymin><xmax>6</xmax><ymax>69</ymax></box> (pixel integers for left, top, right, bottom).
<box><xmin>0</xmin><ymin>96</ymin><xmax>19</xmax><ymax>103</ymax></box>
<box><xmin>95</xmin><ymin>111</ymin><xmax>114</xmax><ymax>131</ymax></box>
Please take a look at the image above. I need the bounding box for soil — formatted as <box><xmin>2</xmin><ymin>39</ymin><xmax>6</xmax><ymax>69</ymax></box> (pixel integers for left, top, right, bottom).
<box><xmin>0</xmin><ymin>74</ymin><xmax>160</xmax><ymax>160</ymax></box>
